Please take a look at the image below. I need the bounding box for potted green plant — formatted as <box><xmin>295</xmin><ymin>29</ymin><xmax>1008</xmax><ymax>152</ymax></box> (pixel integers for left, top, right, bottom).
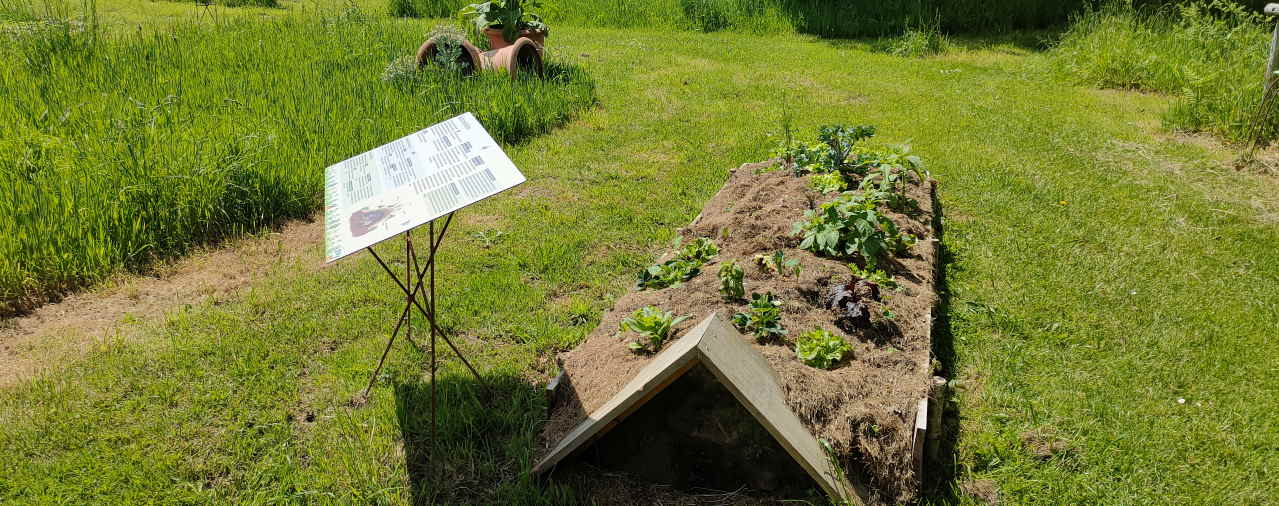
<box><xmin>458</xmin><ymin>0</ymin><xmax>548</xmax><ymax>51</ymax></box>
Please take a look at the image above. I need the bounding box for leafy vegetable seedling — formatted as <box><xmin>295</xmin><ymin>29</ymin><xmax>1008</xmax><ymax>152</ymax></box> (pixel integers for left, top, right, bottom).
<box><xmin>636</xmin><ymin>259</ymin><xmax>700</xmax><ymax>289</ymax></box>
<box><xmin>718</xmin><ymin>260</ymin><xmax>745</xmax><ymax>300</ymax></box>
<box><xmin>826</xmin><ymin>276</ymin><xmax>883</xmax><ymax>328</ymax></box>
<box><xmin>620</xmin><ymin>306</ymin><xmax>688</xmax><ymax>354</ymax></box>
<box><xmin>732</xmin><ymin>292</ymin><xmax>787</xmax><ymax>343</ymax></box>
<box><xmin>635</xmin><ymin>237</ymin><xmax>720</xmax><ymax>290</ymax></box>
<box><xmin>678</xmin><ymin>237</ymin><xmax>720</xmax><ymax>264</ymax></box>
<box><xmin>848</xmin><ymin>263</ymin><xmax>898</xmax><ymax>291</ymax></box>
<box><xmin>754</xmin><ymin>250</ymin><xmax>802</xmax><ymax>277</ymax></box>
<box><xmin>808</xmin><ymin>172</ymin><xmax>847</xmax><ymax>194</ymax></box>
<box><xmin>795</xmin><ymin>328</ymin><xmax>853</xmax><ymax>369</ymax></box>
<box><xmin>774</xmin><ymin>123</ymin><xmax>876</xmax><ymax>176</ymax></box>
<box><xmin>818</xmin><ymin>124</ymin><xmax>876</xmax><ymax>174</ymax></box>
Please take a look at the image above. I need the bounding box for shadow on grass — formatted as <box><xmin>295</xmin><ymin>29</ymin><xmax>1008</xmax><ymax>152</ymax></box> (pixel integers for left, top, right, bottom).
<box><xmin>946</xmin><ymin>29</ymin><xmax>1060</xmax><ymax>53</ymax></box>
<box><xmin>922</xmin><ymin>186</ymin><xmax>961</xmax><ymax>503</ymax></box>
<box><xmin>816</xmin><ymin>29</ymin><xmax>1058</xmax><ymax>56</ymax></box>
<box><xmin>394</xmin><ymin>368</ymin><xmax>579</xmax><ymax>505</ymax></box>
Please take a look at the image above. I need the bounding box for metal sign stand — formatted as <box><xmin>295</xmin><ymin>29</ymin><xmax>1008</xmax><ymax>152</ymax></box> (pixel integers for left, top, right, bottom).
<box><xmin>356</xmin><ymin>212</ymin><xmax>487</xmax><ymax>469</ymax></box>
<box><xmin>325</xmin><ymin>112</ymin><xmax>523</xmax><ymax>478</ymax></box>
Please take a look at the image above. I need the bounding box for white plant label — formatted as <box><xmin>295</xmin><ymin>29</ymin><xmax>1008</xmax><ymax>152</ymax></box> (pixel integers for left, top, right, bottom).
<box><xmin>323</xmin><ymin>112</ymin><xmax>524</xmax><ymax>262</ymax></box>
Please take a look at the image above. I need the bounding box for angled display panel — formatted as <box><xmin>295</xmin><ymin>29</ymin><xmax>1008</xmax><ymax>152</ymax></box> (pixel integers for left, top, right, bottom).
<box><xmin>324</xmin><ymin>112</ymin><xmax>524</xmax><ymax>262</ymax></box>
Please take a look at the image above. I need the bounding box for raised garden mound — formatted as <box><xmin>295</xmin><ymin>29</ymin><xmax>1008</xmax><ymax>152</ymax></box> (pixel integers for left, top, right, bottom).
<box><xmin>537</xmin><ymin>160</ymin><xmax>939</xmax><ymax>504</ymax></box>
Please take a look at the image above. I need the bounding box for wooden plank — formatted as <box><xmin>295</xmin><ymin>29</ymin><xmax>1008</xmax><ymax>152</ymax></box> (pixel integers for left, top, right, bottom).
<box><xmin>695</xmin><ymin>313</ymin><xmax>868</xmax><ymax>505</ymax></box>
<box><xmin>544</xmin><ymin>370</ymin><xmax>565</xmax><ymax>413</ymax></box>
<box><xmin>912</xmin><ymin>398</ymin><xmax>928</xmax><ymax>484</ymax></box>
<box><xmin>916</xmin><ymin>179</ymin><xmax>943</xmax><ymax>494</ymax></box>
<box><xmin>927</xmin><ymin>376</ymin><xmax>946</xmax><ymax>464</ymax></box>
<box><xmin>530</xmin><ymin>316</ymin><xmax>709</xmax><ymax>475</ymax></box>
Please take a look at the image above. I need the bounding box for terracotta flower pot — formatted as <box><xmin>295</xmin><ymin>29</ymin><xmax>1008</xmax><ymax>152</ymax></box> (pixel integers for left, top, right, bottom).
<box><xmin>483</xmin><ymin>26</ymin><xmax>545</xmax><ymax>53</ymax></box>
<box><xmin>415</xmin><ymin>37</ymin><xmax>483</xmax><ymax>75</ymax></box>
<box><xmin>479</xmin><ymin>36</ymin><xmax>544</xmax><ymax>80</ymax></box>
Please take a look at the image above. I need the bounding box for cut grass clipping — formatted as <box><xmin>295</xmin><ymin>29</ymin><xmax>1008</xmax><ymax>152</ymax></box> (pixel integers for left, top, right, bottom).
<box><xmin>620</xmin><ymin>305</ymin><xmax>688</xmax><ymax>353</ymax></box>
<box><xmin>0</xmin><ymin>12</ymin><xmax>595</xmax><ymax>314</ymax></box>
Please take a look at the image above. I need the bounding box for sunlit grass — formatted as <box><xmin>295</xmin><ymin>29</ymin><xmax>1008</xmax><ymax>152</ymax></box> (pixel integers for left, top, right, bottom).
<box><xmin>2</xmin><ymin>19</ymin><xmax>1277</xmax><ymax>504</ymax></box>
<box><xmin>0</xmin><ymin>8</ymin><xmax>594</xmax><ymax>313</ymax></box>
<box><xmin>1050</xmin><ymin>0</ymin><xmax>1276</xmax><ymax>143</ymax></box>
<box><xmin>389</xmin><ymin>0</ymin><xmax>1095</xmax><ymax>36</ymax></box>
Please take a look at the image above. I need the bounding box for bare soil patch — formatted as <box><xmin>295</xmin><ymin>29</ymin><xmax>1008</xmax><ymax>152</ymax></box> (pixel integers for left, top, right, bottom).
<box><xmin>0</xmin><ymin>218</ymin><xmax>323</xmax><ymax>388</ymax></box>
<box><xmin>959</xmin><ymin>479</ymin><xmax>1000</xmax><ymax>504</ymax></box>
<box><xmin>538</xmin><ymin>161</ymin><xmax>939</xmax><ymax>504</ymax></box>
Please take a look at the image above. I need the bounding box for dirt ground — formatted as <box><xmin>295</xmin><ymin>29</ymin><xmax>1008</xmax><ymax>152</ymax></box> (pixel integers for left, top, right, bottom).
<box><xmin>0</xmin><ymin>218</ymin><xmax>324</xmax><ymax>388</ymax></box>
<box><xmin>538</xmin><ymin>160</ymin><xmax>939</xmax><ymax>504</ymax></box>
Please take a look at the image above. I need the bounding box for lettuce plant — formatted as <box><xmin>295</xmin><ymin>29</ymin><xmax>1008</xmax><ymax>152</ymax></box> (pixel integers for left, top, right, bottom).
<box><xmin>809</xmin><ymin>172</ymin><xmax>847</xmax><ymax>193</ymax></box>
<box><xmin>796</xmin><ymin>328</ymin><xmax>853</xmax><ymax>369</ymax></box>
<box><xmin>848</xmin><ymin>263</ymin><xmax>898</xmax><ymax>290</ymax></box>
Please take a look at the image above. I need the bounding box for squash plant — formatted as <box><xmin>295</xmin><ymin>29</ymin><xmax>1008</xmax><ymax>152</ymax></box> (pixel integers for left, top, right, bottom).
<box><xmin>853</xmin><ymin>144</ymin><xmax>927</xmax><ymax>183</ymax></box>
<box><xmin>791</xmin><ymin>191</ymin><xmax>915</xmax><ymax>267</ymax></box>
<box><xmin>458</xmin><ymin>0</ymin><xmax>548</xmax><ymax>44</ymax></box>
<box><xmin>621</xmin><ymin>306</ymin><xmax>688</xmax><ymax>353</ymax></box>
<box><xmin>853</xmin><ymin>144</ymin><xmax>928</xmax><ymax>210</ymax></box>
<box><xmin>795</xmin><ymin>328</ymin><xmax>853</xmax><ymax>369</ymax></box>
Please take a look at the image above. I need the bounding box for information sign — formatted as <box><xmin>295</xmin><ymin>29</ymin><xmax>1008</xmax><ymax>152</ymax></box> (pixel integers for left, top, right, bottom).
<box><xmin>323</xmin><ymin>113</ymin><xmax>524</xmax><ymax>262</ymax></box>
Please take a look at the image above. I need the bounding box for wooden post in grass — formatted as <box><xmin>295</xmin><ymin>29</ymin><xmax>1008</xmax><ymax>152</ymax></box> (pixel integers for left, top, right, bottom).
<box><xmin>1265</xmin><ymin>4</ymin><xmax>1279</xmax><ymax>93</ymax></box>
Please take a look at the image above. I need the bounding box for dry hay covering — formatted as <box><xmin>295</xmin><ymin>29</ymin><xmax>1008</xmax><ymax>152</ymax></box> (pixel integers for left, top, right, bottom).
<box><xmin>537</xmin><ymin>160</ymin><xmax>939</xmax><ymax>504</ymax></box>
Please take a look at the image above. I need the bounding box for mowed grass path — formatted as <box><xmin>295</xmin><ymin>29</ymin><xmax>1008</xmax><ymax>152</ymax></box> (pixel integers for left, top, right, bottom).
<box><xmin>3</xmin><ymin>20</ymin><xmax>1278</xmax><ymax>504</ymax></box>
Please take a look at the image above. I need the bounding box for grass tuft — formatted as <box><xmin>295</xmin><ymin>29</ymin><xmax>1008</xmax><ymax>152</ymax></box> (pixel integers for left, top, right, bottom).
<box><xmin>877</xmin><ymin>18</ymin><xmax>951</xmax><ymax>58</ymax></box>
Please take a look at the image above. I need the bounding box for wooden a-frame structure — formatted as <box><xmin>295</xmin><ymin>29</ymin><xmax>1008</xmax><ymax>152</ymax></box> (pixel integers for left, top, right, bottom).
<box><xmin>533</xmin><ymin>313</ymin><xmax>870</xmax><ymax>504</ymax></box>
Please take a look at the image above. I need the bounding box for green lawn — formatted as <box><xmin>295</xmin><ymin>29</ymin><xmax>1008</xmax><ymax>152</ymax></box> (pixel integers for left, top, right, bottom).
<box><xmin>3</xmin><ymin>4</ymin><xmax>1279</xmax><ymax>505</ymax></box>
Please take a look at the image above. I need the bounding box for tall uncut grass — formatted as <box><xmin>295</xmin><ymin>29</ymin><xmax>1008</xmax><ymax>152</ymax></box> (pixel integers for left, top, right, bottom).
<box><xmin>176</xmin><ymin>0</ymin><xmax>280</xmax><ymax>7</ymax></box>
<box><xmin>1051</xmin><ymin>0</ymin><xmax>1277</xmax><ymax>143</ymax></box>
<box><xmin>0</xmin><ymin>7</ymin><xmax>595</xmax><ymax>313</ymax></box>
<box><xmin>390</xmin><ymin>0</ymin><xmax>1098</xmax><ymax>36</ymax></box>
